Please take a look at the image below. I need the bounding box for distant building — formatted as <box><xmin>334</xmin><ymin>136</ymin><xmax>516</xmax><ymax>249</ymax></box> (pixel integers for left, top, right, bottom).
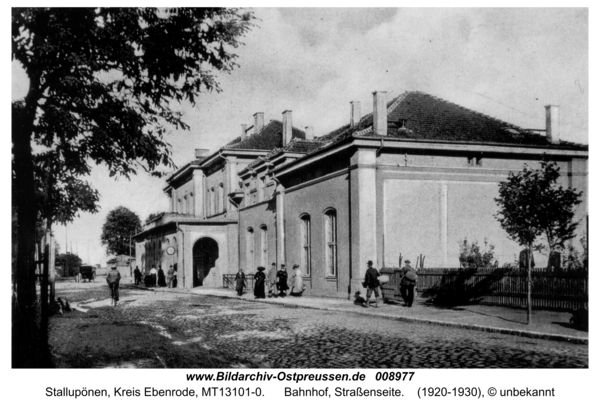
<box><xmin>135</xmin><ymin>91</ymin><xmax>588</xmax><ymax>297</ymax></box>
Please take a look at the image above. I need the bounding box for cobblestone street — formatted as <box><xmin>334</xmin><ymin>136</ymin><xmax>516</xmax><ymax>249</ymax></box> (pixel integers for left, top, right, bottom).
<box><xmin>50</xmin><ymin>282</ymin><xmax>588</xmax><ymax>369</ymax></box>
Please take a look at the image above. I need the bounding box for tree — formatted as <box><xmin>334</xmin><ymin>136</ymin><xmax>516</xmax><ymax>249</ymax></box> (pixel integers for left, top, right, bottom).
<box><xmin>495</xmin><ymin>159</ymin><xmax>583</xmax><ymax>324</ymax></box>
<box><xmin>458</xmin><ymin>238</ymin><xmax>498</xmax><ymax>269</ymax></box>
<box><xmin>101</xmin><ymin>206</ymin><xmax>142</xmax><ymax>256</ymax></box>
<box><xmin>145</xmin><ymin>212</ymin><xmax>166</xmax><ymax>224</ymax></box>
<box><xmin>56</xmin><ymin>252</ymin><xmax>83</xmax><ymax>276</ymax></box>
<box><xmin>12</xmin><ymin>8</ymin><xmax>254</xmax><ymax>367</ymax></box>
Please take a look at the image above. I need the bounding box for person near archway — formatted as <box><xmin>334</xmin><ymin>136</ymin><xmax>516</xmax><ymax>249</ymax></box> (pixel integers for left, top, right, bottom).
<box><xmin>253</xmin><ymin>267</ymin><xmax>266</xmax><ymax>299</ymax></box>
<box><xmin>235</xmin><ymin>268</ymin><xmax>246</xmax><ymax>296</ymax></box>
<box><xmin>166</xmin><ymin>265</ymin><xmax>175</xmax><ymax>288</ymax></box>
<box><xmin>157</xmin><ymin>266</ymin><xmax>167</xmax><ymax>287</ymax></box>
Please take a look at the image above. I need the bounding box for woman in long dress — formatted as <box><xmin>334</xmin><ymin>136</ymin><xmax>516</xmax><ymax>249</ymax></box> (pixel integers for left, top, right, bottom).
<box><xmin>157</xmin><ymin>267</ymin><xmax>167</xmax><ymax>287</ymax></box>
<box><xmin>234</xmin><ymin>268</ymin><xmax>246</xmax><ymax>296</ymax></box>
<box><xmin>253</xmin><ymin>266</ymin><xmax>266</xmax><ymax>299</ymax></box>
<box><xmin>290</xmin><ymin>264</ymin><xmax>305</xmax><ymax>297</ymax></box>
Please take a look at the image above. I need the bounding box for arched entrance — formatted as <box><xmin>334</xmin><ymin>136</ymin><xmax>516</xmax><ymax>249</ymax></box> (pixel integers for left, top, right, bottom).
<box><xmin>192</xmin><ymin>237</ymin><xmax>219</xmax><ymax>287</ymax></box>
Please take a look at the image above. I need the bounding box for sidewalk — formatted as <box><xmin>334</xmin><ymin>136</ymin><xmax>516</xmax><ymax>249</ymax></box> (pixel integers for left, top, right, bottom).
<box><xmin>128</xmin><ymin>283</ymin><xmax>588</xmax><ymax>344</ymax></box>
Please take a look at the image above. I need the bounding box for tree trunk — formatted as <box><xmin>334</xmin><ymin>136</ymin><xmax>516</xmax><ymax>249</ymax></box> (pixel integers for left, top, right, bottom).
<box><xmin>12</xmin><ymin>80</ymin><xmax>47</xmax><ymax>367</ymax></box>
<box><xmin>527</xmin><ymin>244</ymin><xmax>532</xmax><ymax>325</ymax></box>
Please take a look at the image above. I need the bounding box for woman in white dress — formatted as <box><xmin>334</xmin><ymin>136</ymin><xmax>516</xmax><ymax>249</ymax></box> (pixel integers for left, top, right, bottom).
<box><xmin>289</xmin><ymin>264</ymin><xmax>305</xmax><ymax>297</ymax></box>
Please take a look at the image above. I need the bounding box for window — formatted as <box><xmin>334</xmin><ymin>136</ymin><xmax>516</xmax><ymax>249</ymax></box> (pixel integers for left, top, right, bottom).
<box><xmin>300</xmin><ymin>214</ymin><xmax>311</xmax><ymax>276</ymax></box>
<box><xmin>260</xmin><ymin>225</ymin><xmax>268</xmax><ymax>268</ymax></box>
<box><xmin>214</xmin><ymin>187</ymin><xmax>220</xmax><ymax>214</ymax></box>
<box><xmin>247</xmin><ymin>228</ymin><xmax>255</xmax><ymax>271</ymax></box>
<box><xmin>324</xmin><ymin>209</ymin><xmax>337</xmax><ymax>277</ymax></box>
<box><xmin>219</xmin><ymin>183</ymin><xmax>225</xmax><ymax>212</ymax></box>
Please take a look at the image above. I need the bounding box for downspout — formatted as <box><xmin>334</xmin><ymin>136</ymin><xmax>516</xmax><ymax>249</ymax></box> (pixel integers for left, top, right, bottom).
<box><xmin>176</xmin><ymin>221</ymin><xmax>184</xmax><ymax>288</ymax></box>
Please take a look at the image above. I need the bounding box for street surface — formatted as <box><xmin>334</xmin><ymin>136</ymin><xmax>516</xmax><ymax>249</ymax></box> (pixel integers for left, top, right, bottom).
<box><xmin>49</xmin><ymin>282</ymin><xmax>588</xmax><ymax>368</ymax></box>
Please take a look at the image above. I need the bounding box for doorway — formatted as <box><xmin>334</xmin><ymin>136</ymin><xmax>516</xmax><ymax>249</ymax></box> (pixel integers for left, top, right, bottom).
<box><xmin>192</xmin><ymin>237</ymin><xmax>219</xmax><ymax>287</ymax></box>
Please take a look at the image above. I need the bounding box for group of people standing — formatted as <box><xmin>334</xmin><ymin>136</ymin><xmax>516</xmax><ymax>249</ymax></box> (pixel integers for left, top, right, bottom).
<box><xmin>359</xmin><ymin>259</ymin><xmax>418</xmax><ymax>308</ymax></box>
<box><xmin>133</xmin><ymin>265</ymin><xmax>177</xmax><ymax>288</ymax></box>
<box><xmin>234</xmin><ymin>262</ymin><xmax>305</xmax><ymax>299</ymax></box>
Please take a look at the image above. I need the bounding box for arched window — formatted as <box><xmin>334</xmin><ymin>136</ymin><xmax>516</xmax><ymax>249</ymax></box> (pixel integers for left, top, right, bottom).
<box><xmin>300</xmin><ymin>214</ymin><xmax>311</xmax><ymax>276</ymax></box>
<box><xmin>324</xmin><ymin>209</ymin><xmax>337</xmax><ymax>276</ymax></box>
<box><xmin>260</xmin><ymin>225</ymin><xmax>268</xmax><ymax>268</ymax></box>
<box><xmin>246</xmin><ymin>228</ymin><xmax>255</xmax><ymax>271</ymax></box>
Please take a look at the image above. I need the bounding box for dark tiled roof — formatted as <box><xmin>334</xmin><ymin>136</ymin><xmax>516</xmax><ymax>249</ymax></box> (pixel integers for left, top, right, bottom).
<box><xmin>244</xmin><ymin>138</ymin><xmax>323</xmax><ymax>171</ymax></box>
<box><xmin>226</xmin><ymin>120</ymin><xmax>306</xmax><ymax>150</ymax></box>
<box><xmin>318</xmin><ymin>91</ymin><xmax>587</xmax><ymax>149</ymax></box>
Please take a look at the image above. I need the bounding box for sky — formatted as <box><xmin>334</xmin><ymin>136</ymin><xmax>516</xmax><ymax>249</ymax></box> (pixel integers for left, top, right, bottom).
<box><xmin>10</xmin><ymin>7</ymin><xmax>589</xmax><ymax>265</ymax></box>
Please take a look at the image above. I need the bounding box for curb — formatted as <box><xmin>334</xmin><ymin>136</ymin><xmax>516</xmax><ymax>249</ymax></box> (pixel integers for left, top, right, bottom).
<box><xmin>124</xmin><ymin>284</ymin><xmax>588</xmax><ymax>345</ymax></box>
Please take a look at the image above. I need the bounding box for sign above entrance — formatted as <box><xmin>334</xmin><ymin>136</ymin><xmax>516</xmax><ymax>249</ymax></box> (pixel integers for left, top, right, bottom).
<box><xmin>166</xmin><ymin>246</ymin><xmax>175</xmax><ymax>255</ymax></box>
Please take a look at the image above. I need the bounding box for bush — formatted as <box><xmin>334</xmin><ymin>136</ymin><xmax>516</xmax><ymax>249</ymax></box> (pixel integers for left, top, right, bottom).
<box><xmin>458</xmin><ymin>238</ymin><xmax>498</xmax><ymax>269</ymax></box>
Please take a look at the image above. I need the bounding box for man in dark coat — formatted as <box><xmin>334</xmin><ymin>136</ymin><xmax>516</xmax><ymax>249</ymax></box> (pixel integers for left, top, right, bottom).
<box><xmin>253</xmin><ymin>266</ymin><xmax>266</xmax><ymax>299</ymax></box>
<box><xmin>133</xmin><ymin>266</ymin><xmax>142</xmax><ymax>286</ymax></box>
<box><xmin>106</xmin><ymin>265</ymin><xmax>121</xmax><ymax>306</ymax></box>
<box><xmin>276</xmin><ymin>264</ymin><xmax>289</xmax><ymax>297</ymax></box>
<box><xmin>234</xmin><ymin>268</ymin><xmax>246</xmax><ymax>296</ymax></box>
<box><xmin>363</xmin><ymin>260</ymin><xmax>381</xmax><ymax>308</ymax></box>
<box><xmin>399</xmin><ymin>260</ymin><xmax>418</xmax><ymax>307</ymax></box>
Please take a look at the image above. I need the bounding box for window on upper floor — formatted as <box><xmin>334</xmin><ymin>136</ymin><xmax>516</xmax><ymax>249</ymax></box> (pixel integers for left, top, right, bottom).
<box><xmin>219</xmin><ymin>183</ymin><xmax>225</xmax><ymax>213</ymax></box>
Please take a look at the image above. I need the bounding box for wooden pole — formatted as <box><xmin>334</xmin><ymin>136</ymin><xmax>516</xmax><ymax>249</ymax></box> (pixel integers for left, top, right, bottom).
<box><xmin>49</xmin><ymin>234</ymin><xmax>56</xmax><ymax>303</ymax></box>
<box><xmin>527</xmin><ymin>244</ymin><xmax>532</xmax><ymax>325</ymax></box>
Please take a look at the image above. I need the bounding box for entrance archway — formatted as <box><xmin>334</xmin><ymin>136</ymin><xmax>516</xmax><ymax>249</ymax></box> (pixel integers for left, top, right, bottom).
<box><xmin>192</xmin><ymin>237</ymin><xmax>219</xmax><ymax>287</ymax></box>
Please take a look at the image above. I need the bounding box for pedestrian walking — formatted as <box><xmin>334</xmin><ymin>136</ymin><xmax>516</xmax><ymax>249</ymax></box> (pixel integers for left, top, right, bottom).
<box><xmin>399</xmin><ymin>260</ymin><xmax>418</xmax><ymax>307</ymax></box>
<box><xmin>106</xmin><ymin>265</ymin><xmax>121</xmax><ymax>306</ymax></box>
<box><xmin>267</xmin><ymin>262</ymin><xmax>278</xmax><ymax>297</ymax></box>
<box><xmin>289</xmin><ymin>264</ymin><xmax>305</xmax><ymax>297</ymax></box>
<box><xmin>157</xmin><ymin>266</ymin><xmax>167</xmax><ymax>287</ymax></box>
<box><xmin>166</xmin><ymin>265</ymin><xmax>175</xmax><ymax>288</ymax></box>
<box><xmin>235</xmin><ymin>268</ymin><xmax>246</xmax><ymax>296</ymax></box>
<box><xmin>133</xmin><ymin>266</ymin><xmax>142</xmax><ymax>286</ymax></box>
<box><xmin>253</xmin><ymin>266</ymin><xmax>266</xmax><ymax>299</ymax></box>
<box><xmin>363</xmin><ymin>260</ymin><xmax>381</xmax><ymax>308</ymax></box>
<box><xmin>276</xmin><ymin>264</ymin><xmax>289</xmax><ymax>297</ymax></box>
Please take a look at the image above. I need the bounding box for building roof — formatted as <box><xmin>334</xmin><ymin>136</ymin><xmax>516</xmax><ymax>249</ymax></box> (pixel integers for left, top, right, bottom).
<box><xmin>226</xmin><ymin>120</ymin><xmax>306</xmax><ymax>150</ymax></box>
<box><xmin>318</xmin><ymin>91</ymin><xmax>587</xmax><ymax>149</ymax></box>
<box><xmin>242</xmin><ymin>138</ymin><xmax>323</xmax><ymax>173</ymax></box>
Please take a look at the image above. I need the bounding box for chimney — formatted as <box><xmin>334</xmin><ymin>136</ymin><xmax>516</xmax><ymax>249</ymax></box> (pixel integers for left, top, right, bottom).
<box><xmin>372</xmin><ymin>91</ymin><xmax>388</xmax><ymax>136</ymax></box>
<box><xmin>545</xmin><ymin>105</ymin><xmax>560</xmax><ymax>144</ymax></box>
<box><xmin>253</xmin><ymin>112</ymin><xmax>264</xmax><ymax>135</ymax></box>
<box><xmin>195</xmin><ymin>149</ymin><xmax>209</xmax><ymax>159</ymax></box>
<box><xmin>350</xmin><ymin>101</ymin><xmax>361</xmax><ymax>127</ymax></box>
<box><xmin>304</xmin><ymin>126</ymin><xmax>314</xmax><ymax>140</ymax></box>
<box><xmin>240</xmin><ymin>124</ymin><xmax>247</xmax><ymax>140</ymax></box>
<box><xmin>282</xmin><ymin>110</ymin><xmax>293</xmax><ymax>145</ymax></box>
